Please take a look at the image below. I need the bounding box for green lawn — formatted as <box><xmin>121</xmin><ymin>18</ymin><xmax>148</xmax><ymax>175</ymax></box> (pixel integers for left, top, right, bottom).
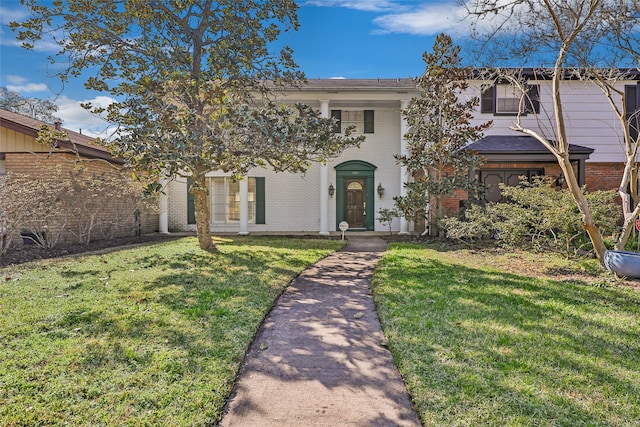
<box><xmin>372</xmin><ymin>243</ymin><xmax>640</xmax><ymax>427</ymax></box>
<box><xmin>0</xmin><ymin>236</ymin><xmax>343</xmax><ymax>426</ymax></box>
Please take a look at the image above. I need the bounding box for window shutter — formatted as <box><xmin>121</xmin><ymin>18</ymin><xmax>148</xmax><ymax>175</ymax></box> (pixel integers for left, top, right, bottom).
<box><xmin>187</xmin><ymin>177</ymin><xmax>196</xmax><ymax>225</ymax></box>
<box><xmin>331</xmin><ymin>110</ymin><xmax>341</xmax><ymax>133</ymax></box>
<box><xmin>364</xmin><ymin>110</ymin><xmax>374</xmax><ymax>133</ymax></box>
<box><xmin>526</xmin><ymin>84</ymin><xmax>540</xmax><ymax>114</ymax></box>
<box><xmin>255</xmin><ymin>177</ymin><xmax>265</xmax><ymax>224</ymax></box>
<box><xmin>625</xmin><ymin>85</ymin><xmax>639</xmax><ymax>141</ymax></box>
<box><xmin>480</xmin><ymin>85</ymin><xmax>494</xmax><ymax>113</ymax></box>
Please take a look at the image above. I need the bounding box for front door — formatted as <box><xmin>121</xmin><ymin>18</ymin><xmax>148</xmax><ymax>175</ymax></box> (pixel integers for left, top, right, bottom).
<box><xmin>344</xmin><ymin>178</ymin><xmax>366</xmax><ymax>228</ymax></box>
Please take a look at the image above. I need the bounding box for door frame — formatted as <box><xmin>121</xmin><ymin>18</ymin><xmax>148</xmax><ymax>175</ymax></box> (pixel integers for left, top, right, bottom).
<box><xmin>335</xmin><ymin>160</ymin><xmax>376</xmax><ymax>231</ymax></box>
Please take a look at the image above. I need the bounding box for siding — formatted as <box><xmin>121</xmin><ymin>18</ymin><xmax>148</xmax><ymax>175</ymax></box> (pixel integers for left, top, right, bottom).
<box><xmin>469</xmin><ymin>79</ymin><xmax>635</xmax><ymax>163</ymax></box>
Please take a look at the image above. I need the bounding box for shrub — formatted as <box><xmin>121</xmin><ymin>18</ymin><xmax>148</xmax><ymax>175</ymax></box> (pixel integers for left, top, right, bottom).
<box><xmin>441</xmin><ymin>176</ymin><xmax>620</xmax><ymax>256</ymax></box>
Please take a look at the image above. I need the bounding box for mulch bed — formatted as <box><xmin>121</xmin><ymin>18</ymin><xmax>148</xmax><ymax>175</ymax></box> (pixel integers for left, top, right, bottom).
<box><xmin>0</xmin><ymin>234</ymin><xmax>181</xmax><ymax>268</ymax></box>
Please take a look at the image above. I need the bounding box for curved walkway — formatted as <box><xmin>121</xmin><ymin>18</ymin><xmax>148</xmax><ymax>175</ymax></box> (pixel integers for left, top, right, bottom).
<box><xmin>219</xmin><ymin>237</ymin><xmax>421</xmax><ymax>426</ymax></box>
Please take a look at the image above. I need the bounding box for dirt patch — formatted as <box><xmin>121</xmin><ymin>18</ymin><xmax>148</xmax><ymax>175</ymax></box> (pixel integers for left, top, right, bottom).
<box><xmin>0</xmin><ymin>234</ymin><xmax>182</xmax><ymax>268</ymax></box>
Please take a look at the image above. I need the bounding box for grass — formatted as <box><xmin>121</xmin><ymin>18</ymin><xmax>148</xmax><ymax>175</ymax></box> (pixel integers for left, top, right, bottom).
<box><xmin>372</xmin><ymin>242</ymin><xmax>640</xmax><ymax>427</ymax></box>
<box><xmin>0</xmin><ymin>236</ymin><xmax>343</xmax><ymax>426</ymax></box>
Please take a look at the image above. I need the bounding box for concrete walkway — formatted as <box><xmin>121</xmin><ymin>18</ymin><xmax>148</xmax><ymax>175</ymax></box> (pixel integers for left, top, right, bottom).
<box><xmin>219</xmin><ymin>237</ymin><xmax>421</xmax><ymax>426</ymax></box>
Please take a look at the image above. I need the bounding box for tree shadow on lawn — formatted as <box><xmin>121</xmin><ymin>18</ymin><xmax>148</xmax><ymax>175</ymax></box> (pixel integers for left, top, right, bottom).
<box><xmin>375</xmin><ymin>255</ymin><xmax>640</xmax><ymax>425</ymax></box>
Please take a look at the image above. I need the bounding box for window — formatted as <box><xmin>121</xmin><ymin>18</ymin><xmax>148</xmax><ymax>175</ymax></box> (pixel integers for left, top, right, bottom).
<box><xmin>187</xmin><ymin>177</ymin><xmax>265</xmax><ymax>225</ymax></box>
<box><xmin>481</xmin><ymin>84</ymin><xmax>540</xmax><ymax>115</ymax></box>
<box><xmin>0</xmin><ymin>153</ymin><xmax>5</xmax><ymax>175</ymax></box>
<box><xmin>625</xmin><ymin>84</ymin><xmax>639</xmax><ymax>141</ymax></box>
<box><xmin>331</xmin><ymin>110</ymin><xmax>374</xmax><ymax>133</ymax></box>
<box><xmin>211</xmin><ymin>177</ymin><xmax>252</xmax><ymax>223</ymax></box>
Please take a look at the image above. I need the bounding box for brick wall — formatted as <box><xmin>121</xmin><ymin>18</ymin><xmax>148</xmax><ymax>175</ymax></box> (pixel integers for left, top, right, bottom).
<box><xmin>3</xmin><ymin>152</ymin><xmax>158</xmax><ymax>246</ymax></box>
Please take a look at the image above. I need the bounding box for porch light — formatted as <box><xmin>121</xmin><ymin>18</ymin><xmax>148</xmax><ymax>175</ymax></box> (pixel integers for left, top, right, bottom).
<box><xmin>328</xmin><ymin>184</ymin><xmax>335</xmax><ymax>197</ymax></box>
<box><xmin>377</xmin><ymin>183</ymin><xmax>385</xmax><ymax>198</ymax></box>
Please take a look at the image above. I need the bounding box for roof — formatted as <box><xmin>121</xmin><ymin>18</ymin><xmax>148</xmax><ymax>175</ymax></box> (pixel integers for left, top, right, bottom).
<box><xmin>0</xmin><ymin>108</ymin><xmax>122</xmax><ymax>164</ymax></box>
<box><xmin>467</xmin><ymin>135</ymin><xmax>594</xmax><ymax>161</ymax></box>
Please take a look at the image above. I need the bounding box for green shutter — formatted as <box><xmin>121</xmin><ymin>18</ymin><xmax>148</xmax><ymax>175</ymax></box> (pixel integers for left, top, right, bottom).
<box><xmin>526</xmin><ymin>84</ymin><xmax>540</xmax><ymax>114</ymax></box>
<box><xmin>364</xmin><ymin>110</ymin><xmax>374</xmax><ymax>133</ymax></box>
<box><xmin>187</xmin><ymin>177</ymin><xmax>196</xmax><ymax>225</ymax></box>
<box><xmin>331</xmin><ymin>110</ymin><xmax>341</xmax><ymax>133</ymax></box>
<box><xmin>480</xmin><ymin>85</ymin><xmax>494</xmax><ymax>113</ymax></box>
<box><xmin>255</xmin><ymin>177</ymin><xmax>265</xmax><ymax>224</ymax></box>
<box><xmin>626</xmin><ymin>85</ymin><xmax>639</xmax><ymax>141</ymax></box>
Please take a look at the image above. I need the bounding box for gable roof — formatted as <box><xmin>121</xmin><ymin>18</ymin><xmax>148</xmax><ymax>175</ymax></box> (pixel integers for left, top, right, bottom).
<box><xmin>0</xmin><ymin>108</ymin><xmax>122</xmax><ymax>164</ymax></box>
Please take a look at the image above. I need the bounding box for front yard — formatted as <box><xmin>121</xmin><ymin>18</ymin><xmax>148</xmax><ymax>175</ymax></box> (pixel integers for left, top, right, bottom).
<box><xmin>2</xmin><ymin>237</ymin><xmax>639</xmax><ymax>426</ymax></box>
<box><xmin>0</xmin><ymin>236</ymin><xmax>343</xmax><ymax>426</ymax></box>
<box><xmin>373</xmin><ymin>243</ymin><xmax>640</xmax><ymax>426</ymax></box>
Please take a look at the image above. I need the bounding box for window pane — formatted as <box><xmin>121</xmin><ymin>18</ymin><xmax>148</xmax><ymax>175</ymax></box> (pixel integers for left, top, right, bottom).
<box><xmin>227</xmin><ymin>180</ymin><xmax>240</xmax><ymax>222</ymax></box>
<box><xmin>248</xmin><ymin>178</ymin><xmax>256</xmax><ymax>224</ymax></box>
<box><xmin>211</xmin><ymin>178</ymin><xmax>226</xmax><ymax>222</ymax></box>
<box><xmin>496</xmin><ymin>85</ymin><xmax>521</xmax><ymax>113</ymax></box>
<box><xmin>342</xmin><ymin>110</ymin><xmax>364</xmax><ymax>133</ymax></box>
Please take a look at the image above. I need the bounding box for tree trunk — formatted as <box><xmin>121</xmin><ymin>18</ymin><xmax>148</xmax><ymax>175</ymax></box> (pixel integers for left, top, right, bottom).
<box><xmin>190</xmin><ymin>173</ymin><xmax>216</xmax><ymax>251</ymax></box>
<box><xmin>558</xmin><ymin>157</ymin><xmax>607</xmax><ymax>264</ymax></box>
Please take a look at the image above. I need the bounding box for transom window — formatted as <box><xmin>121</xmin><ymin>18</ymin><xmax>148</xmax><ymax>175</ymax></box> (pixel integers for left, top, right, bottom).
<box><xmin>210</xmin><ymin>177</ymin><xmax>257</xmax><ymax>223</ymax></box>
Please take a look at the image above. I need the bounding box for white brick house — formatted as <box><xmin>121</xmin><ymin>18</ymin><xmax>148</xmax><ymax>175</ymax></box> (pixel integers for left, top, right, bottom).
<box><xmin>161</xmin><ymin>72</ymin><xmax>639</xmax><ymax>235</ymax></box>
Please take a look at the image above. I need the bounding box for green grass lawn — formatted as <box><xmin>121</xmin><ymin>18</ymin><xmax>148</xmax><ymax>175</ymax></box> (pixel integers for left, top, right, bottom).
<box><xmin>373</xmin><ymin>243</ymin><xmax>640</xmax><ymax>427</ymax></box>
<box><xmin>0</xmin><ymin>236</ymin><xmax>343</xmax><ymax>426</ymax></box>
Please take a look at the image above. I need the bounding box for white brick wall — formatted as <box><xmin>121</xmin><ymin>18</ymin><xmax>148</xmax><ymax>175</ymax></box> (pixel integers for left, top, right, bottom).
<box><xmin>166</xmin><ymin>107</ymin><xmax>407</xmax><ymax>233</ymax></box>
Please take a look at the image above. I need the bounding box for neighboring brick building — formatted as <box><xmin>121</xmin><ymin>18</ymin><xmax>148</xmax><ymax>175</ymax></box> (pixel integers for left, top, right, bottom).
<box><xmin>0</xmin><ymin>108</ymin><xmax>158</xmax><ymax>245</ymax></box>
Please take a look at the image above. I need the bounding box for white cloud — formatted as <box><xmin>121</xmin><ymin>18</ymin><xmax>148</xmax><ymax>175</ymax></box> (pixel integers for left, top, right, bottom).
<box><xmin>373</xmin><ymin>3</ymin><xmax>470</xmax><ymax>36</ymax></box>
<box><xmin>56</xmin><ymin>95</ymin><xmax>116</xmax><ymax>139</ymax></box>
<box><xmin>0</xmin><ymin>5</ymin><xmax>30</xmax><ymax>25</ymax></box>
<box><xmin>7</xmin><ymin>82</ymin><xmax>49</xmax><ymax>93</ymax></box>
<box><xmin>329</xmin><ymin>76</ymin><xmax>347</xmax><ymax>79</ymax></box>
<box><xmin>304</xmin><ymin>0</ymin><xmax>404</xmax><ymax>12</ymax></box>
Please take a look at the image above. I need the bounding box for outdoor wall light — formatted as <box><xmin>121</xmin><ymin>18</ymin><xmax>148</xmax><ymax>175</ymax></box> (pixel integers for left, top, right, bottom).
<box><xmin>377</xmin><ymin>183</ymin><xmax>385</xmax><ymax>198</ymax></box>
<box><xmin>328</xmin><ymin>184</ymin><xmax>335</xmax><ymax>197</ymax></box>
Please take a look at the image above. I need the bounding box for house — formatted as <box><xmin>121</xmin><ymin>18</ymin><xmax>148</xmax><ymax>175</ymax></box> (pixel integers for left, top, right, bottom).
<box><xmin>159</xmin><ymin>72</ymin><xmax>639</xmax><ymax>235</ymax></box>
<box><xmin>0</xmin><ymin>108</ymin><xmax>158</xmax><ymax>244</ymax></box>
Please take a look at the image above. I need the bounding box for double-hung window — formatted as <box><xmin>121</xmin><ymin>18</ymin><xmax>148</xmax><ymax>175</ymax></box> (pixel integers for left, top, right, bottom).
<box><xmin>331</xmin><ymin>110</ymin><xmax>374</xmax><ymax>133</ymax></box>
<box><xmin>187</xmin><ymin>177</ymin><xmax>265</xmax><ymax>225</ymax></box>
<box><xmin>481</xmin><ymin>84</ymin><xmax>540</xmax><ymax>116</ymax></box>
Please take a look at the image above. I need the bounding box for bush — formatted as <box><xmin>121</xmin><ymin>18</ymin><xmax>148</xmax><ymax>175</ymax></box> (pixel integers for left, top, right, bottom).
<box><xmin>0</xmin><ymin>164</ymin><xmax>157</xmax><ymax>252</ymax></box>
<box><xmin>440</xmin><ymin>176</ymin><xmax>620</xmax><ymax>256</ymax></box>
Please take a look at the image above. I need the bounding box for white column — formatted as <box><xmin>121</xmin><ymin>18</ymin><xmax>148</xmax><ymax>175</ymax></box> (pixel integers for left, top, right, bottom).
<box><xmin>399</xmin><ymin>100</ymin><xmax>410</xmax><ymax>235</ymax></box>
<box><xmin>319</xmin><ymin>99</ymin><xmax>330</xmax><ymax>236</ymax></box>
<box><xmin>158</xmin><ymin>176</ymin><xmax>169</xmax><ymax>234</ymax></box>
<box><xmin>238</xmin><ymin>177</ymin><xmax>249</xmax><ymax>235</ymax></box>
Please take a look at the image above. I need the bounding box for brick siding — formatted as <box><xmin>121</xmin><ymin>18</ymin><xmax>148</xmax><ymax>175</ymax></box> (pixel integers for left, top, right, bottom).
<box><xmin>3</xmin><ymin>152</ymin><xmax>158</xmax><ymax>246</ymax></box>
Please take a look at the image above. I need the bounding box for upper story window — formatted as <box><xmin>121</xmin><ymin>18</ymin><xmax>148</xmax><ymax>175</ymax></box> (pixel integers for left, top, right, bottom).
<box><xmin>331</xmin><ymin>110</ymin><xmax>374</xmax><ymax>134</ymax></box>
<box><xmin>625</xmin><ymin>84</ymin><xmax>639</xmax><ymax>141</ymax></box>
<box><xmin>481</xmin><ymin>84</ymin><xmax>540</xmax><ymax>116</ymax></box>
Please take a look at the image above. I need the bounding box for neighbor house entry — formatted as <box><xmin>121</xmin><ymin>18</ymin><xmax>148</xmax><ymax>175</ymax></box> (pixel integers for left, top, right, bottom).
<box><xmin>335</xmin><ymin>160</ymin><xmax>376</xmax><ymax>231</ymax></box>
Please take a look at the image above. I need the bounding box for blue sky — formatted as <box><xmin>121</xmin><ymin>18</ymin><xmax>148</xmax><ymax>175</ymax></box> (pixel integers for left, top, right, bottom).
<box><xmin>0</xmin><ymin>1</ymin><xmax>473</xmax><ymax>136</ymax></box>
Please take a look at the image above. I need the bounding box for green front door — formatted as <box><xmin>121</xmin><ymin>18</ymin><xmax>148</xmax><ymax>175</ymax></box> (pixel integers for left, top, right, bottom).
<box><xmin>335</xmin><ymin>160</ymin><xmax>376</xmax><ymax>231</ymax></box>
<box><xmin>344</xmin><ymin>178</ymin><xmax>366</xmax><ymax>228</ymax></box>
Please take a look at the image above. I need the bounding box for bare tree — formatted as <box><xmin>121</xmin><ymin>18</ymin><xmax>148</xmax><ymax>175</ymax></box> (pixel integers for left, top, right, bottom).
<box><xmin>0</xmin><ymin>87</ymin><xmax>61</xmax><ymax>123</ymax></box>
<box><xmin>465</xmin><ymin>0</ymin><xmax>640</xmax><ymax>265</ymax></box>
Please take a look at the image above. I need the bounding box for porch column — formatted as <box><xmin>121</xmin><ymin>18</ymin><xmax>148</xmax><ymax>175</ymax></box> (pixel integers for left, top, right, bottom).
<box><xmin>399</xmin><ymin>100</ymin><xmax>410</xmax><ymax>235</ymax></box>
<box><xmin>319</xmin><ymin>99</ymin><xmax>330</xmax><ymax>236</ymax></box>
<box><xmin>158</xmin><ymin>175</ymin><xmax>169</xmax><ymax>234</ymax></box>
<box><xmin>238</xmin><ymin>176</ymin><xmax>249</xmax><ymax>235</ymax></box>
